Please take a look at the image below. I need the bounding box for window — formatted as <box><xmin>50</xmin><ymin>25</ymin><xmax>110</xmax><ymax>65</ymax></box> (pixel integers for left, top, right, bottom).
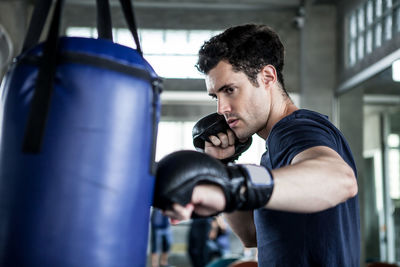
<box><xmin>348</xmin><ymin>13</ymin><xmax>358</xmax><ymax>66</ymax></box>
<box><xmin>358</xmin><ymin>8</ymin><xmax>366</xmax><ymax>60</ymax></box>
<box><xmin>376</xmin><ymin>0</ymin><xmax>383</xmax><ymax>18</ymax></box>
<box><xmin>155</xmin><ymin>121</ymin><xmax>266</xmax><ymax>164</ymax></box>
<box><xmin>66</xmin><ymin>27</ymin><xmax>220</xmax><ymax>79</ymax></box>
<box><xmin>388</xmin><ymin>133</ymin><xmax>400</xmax><ymax>199</ymax></box>
<box><xmin>367</xmin><ymin>0</ymin><xmax>374</xmax><ymax>25</ymax></box>
<box><xmin>366</xmin><ymin>29</ymin><xmax>373</xmax><ymax>53</ymax></box>
<box><xmin>397</xmin><ymin>7</ymin><xmax>400</xmax><ymax>32</ymax></box>
<box><xmin>358</xmin><ymin>34</ymin><xmax>365</xmax><ymax>60</ymax></box>
<box><xmin>385</xmin><ymin>15</ymin><xmax>393</xmax><ymax>40</ymax></box>
<box><xmin>385</xmin><ymin>0</ymin><xmax>393</xmax><ymax>12</ymax></box>
<box><xmin>375</xmin><ymin>22</ymin><xmax>383</xmax><ymax>47</ymax></box>
<box><xmin>155</xmin><ymin>121</ymin><xmax>196</xmax><ymax>161</ymax></box>
<box><xmin>345</xmin><ymin>0</ymin><xmax>400</xmax><ymax>67</ymax></box>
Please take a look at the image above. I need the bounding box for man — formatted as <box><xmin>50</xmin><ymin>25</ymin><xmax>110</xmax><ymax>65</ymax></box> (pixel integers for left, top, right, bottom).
<box><xmin>150</xmin><ymin>208</ymin><xmax>173</xmax><ymax>267</ymax></box>
<box><xmin>155</xmin><ymin>24</ymin><xmax>360</xmax><ymax>266</ymax></box>
<box><xmin>187</xmin><ymin>218</ymin><xmax>212</xmax><ymax>267</ymax></box>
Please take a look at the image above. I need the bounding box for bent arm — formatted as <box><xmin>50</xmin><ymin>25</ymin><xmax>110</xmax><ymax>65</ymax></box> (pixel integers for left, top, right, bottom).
<box><xmin>266</xmin><ymin>146</ymin><xmax>358</xmax><ymax>213</ymax></box>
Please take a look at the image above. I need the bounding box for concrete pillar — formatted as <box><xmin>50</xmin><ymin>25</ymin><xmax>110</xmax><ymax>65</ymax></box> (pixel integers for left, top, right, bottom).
<box><xmin>300</xmin><ymin>1</ymin><xmax>336</xmax><ymax>119</ymax></box>
<box><xmin>338</xmin><ymin>87</ymin><xmax>366</xmax><ymax>267</ymax></box>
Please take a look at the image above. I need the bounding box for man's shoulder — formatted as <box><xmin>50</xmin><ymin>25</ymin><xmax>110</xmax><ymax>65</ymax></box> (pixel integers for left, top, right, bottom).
<box><xmin>278</xmin><ymin>109</ymin><xmax>330</xmax><ymax>126</ymax></box>
<box><xmin>266</xmin><ymin>109</ymin><xmax>345</xmax><ymax>168</ymax></box>
<box><xmin>269</xmin><ymin>109</ymin><xmax>333</xmax><ymax>138</ymax></box>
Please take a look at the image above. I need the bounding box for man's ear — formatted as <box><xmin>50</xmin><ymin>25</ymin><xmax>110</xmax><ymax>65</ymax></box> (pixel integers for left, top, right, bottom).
<box><xmin>260</xmin><ymin>65</ymin><xmax>277</xmax><ymax>88</ymax></box>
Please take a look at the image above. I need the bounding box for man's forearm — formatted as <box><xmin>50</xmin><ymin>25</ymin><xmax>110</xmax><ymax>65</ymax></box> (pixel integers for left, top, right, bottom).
<box><xmin>224</xmin><ymin>210</ymin><xmax>257</xmax><ymax>247</ymax></box>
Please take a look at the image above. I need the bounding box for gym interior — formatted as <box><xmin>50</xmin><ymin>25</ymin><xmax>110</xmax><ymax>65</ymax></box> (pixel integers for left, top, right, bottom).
<box><xmin>0</xmin><ymin>0</ymin><xmax>400</xmax><ymax>266</ymax></box>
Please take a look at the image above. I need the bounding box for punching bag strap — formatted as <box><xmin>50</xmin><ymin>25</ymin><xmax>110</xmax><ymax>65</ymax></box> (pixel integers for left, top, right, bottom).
<box><xmin>150</xmin><ymin>79</ymin><xmax>163</xmax><ymax>175</ymax></box>
<box><xmin>119</xmin><ymin>0</ymin><xmax>143</xmax><ymax>55</ymax></box>
<box><xmin>96</xmin><ymin>0</ymin><xmax>113</xmax><ymax>41</ymax></box>
<box><xmin>22</xmin><ymin>0</ymin><xmax>53</xmax><ymax>53</ymax></box>
<box><xmin>22</xmin><ymin>0</ymin><xmax>64</xmax><ymax>153</ymax></box>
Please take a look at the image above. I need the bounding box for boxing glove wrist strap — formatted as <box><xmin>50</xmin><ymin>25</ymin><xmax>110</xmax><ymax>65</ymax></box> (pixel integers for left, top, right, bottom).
<box><xmin>224</xmin><ymin>164</ymin><xmax>274</xmax><ymax>212</ymax></box>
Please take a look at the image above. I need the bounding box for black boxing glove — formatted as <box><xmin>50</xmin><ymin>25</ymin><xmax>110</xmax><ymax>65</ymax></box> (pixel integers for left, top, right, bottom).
<box><xmin>153</xmin><ymin>150</ymin><xmax>274</xmax><ymax>215</ymax></box>
<box><xmin>192</xmin><ymin>113</ymin><xmax>252</xmax><ymax>163</ymax></box>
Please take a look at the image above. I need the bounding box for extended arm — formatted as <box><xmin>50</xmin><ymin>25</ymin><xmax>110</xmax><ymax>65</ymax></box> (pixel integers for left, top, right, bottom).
<box><xmin>156</xmin><ymin>145</ymin><xmax>357</xmax><ymax>245</ymax></box>
<box><xmin>155</xmin><ymin>110</ymin><xmax>358</xmax><ymax>247</ymax></box>
<box><xmin>209</xmin><ymin>146</ymin><xmax>357</xmax><ymax>246</ymax></box>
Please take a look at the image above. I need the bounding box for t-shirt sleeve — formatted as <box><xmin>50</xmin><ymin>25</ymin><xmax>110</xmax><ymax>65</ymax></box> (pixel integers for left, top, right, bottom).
<box><xmin>268</xmin><ymin>118</ymin><xmax>338</xmax><ymax>168</ymax></box>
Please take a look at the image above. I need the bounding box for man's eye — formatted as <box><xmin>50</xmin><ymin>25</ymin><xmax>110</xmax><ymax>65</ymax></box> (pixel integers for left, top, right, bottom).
<box><xmin>224</xmin><ymin>87</ymin><xmax>234</xmax><ymax>94</ymax></box>
<box><xmin>210</xmin><ymin>95</ymin><xmax>217</xmax><ymax>100</ymax></box>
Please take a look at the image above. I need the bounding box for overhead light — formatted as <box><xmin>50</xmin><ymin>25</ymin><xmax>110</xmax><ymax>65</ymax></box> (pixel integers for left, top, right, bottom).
<box><xmin>161</xmin><ymin>91</ymin><xmax>212</xmax><ymax>105</ymax></box>
<box><xmin>392</xmin><ymin>59</ymin><xmax>400</xmax><ymax>82</ymax></box>
<box><xmin>388</xmin><ymin>133</ymin><xmax>400</xmax><ymax>148</ymax></box>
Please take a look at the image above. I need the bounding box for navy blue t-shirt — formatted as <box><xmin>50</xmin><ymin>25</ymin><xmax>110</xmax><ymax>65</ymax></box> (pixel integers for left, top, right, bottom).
<box><xmin>255</xmin><ymin>109</ymin><xmax>360</xmax><ymax>267</ymax></box>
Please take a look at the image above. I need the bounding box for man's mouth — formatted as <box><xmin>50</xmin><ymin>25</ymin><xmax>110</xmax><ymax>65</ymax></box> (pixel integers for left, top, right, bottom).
<box><xmin>227</xmin><ymin>118</ymin><xmax>239</xmax><ymax>128</ymax></box>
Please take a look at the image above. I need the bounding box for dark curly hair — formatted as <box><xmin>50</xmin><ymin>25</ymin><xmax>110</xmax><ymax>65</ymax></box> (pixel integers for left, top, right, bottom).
<box><xmin>196</xmin><ymin>24</ymin><xmax>287</xmax><ymax>95</ymax></box>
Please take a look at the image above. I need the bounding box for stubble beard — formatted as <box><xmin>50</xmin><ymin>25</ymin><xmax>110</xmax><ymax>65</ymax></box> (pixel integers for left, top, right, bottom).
<box><xmin>231</xmin><ymin>120</ymin><xmax>254</xmax><ymax>141</ymax></box>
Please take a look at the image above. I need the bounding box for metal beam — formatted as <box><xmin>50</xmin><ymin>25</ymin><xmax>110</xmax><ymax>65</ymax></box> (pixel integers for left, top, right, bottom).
<box><xmin>337</xmin><ymin>48</ymin><xmax>400</xmax><ymax>94</ymax></box>
<box><xmin>67</xmin><ymin>0</ymin><xmax>300</xmax><ymax>10</ymax></box>
<box><xmin>364</xmin><ymin>94</ymin><xmax>400</xmax><ymax>105</ymax></box>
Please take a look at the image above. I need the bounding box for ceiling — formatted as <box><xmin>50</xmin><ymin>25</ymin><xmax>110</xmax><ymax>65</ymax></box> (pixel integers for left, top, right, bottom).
<box><xmin>0</xmin><ymin>0</ymin><xmax>338</xmax><ymax>8</ymax></box>
<box><xmin>68</xmin><ymin>0</ymin><xmax>302</xmax><ymax>10</ymax></box>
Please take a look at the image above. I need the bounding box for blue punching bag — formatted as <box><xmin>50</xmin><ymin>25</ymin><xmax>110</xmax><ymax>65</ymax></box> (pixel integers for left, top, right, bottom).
<box><xmin>0</xmin><ymin>0</ymin><xmax>161</xmax><ymax>266</ymax></box>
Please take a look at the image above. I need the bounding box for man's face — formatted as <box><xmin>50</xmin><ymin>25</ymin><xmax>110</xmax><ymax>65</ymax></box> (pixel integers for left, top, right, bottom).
<box><xmin>205</xmin><ymin>61</ymin><xmax>270</xmax><ymax>140</ymax></box>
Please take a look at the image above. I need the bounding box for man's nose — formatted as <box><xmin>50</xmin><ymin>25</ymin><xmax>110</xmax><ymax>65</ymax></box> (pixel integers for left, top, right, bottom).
<box><xmin>217</xmin><ymin>97</ymin><xmax>231</xmax><ymax>115</ymax></box>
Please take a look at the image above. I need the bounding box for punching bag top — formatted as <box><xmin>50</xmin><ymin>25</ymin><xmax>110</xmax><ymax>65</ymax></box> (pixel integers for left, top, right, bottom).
<box><xmin>18</xmin><ymin>0</ymin><xmax>162</xmax><ymax>155</ymax></box>
<box><xmin>17</xmin><ymin>36</ymin><xmax>161</xmax><ymax>154</ymax></box>
<box><xmin>17</xmin><ymin>37</ymin><xmax>158</xmax><ymax>82</ymax></box>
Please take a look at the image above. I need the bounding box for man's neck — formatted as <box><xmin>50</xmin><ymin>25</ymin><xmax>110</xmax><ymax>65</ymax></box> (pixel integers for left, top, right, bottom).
<box><xmin>257</xmin><ymin>90</ymin><xmax>298</xmax><ymax>140</ymax></box>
